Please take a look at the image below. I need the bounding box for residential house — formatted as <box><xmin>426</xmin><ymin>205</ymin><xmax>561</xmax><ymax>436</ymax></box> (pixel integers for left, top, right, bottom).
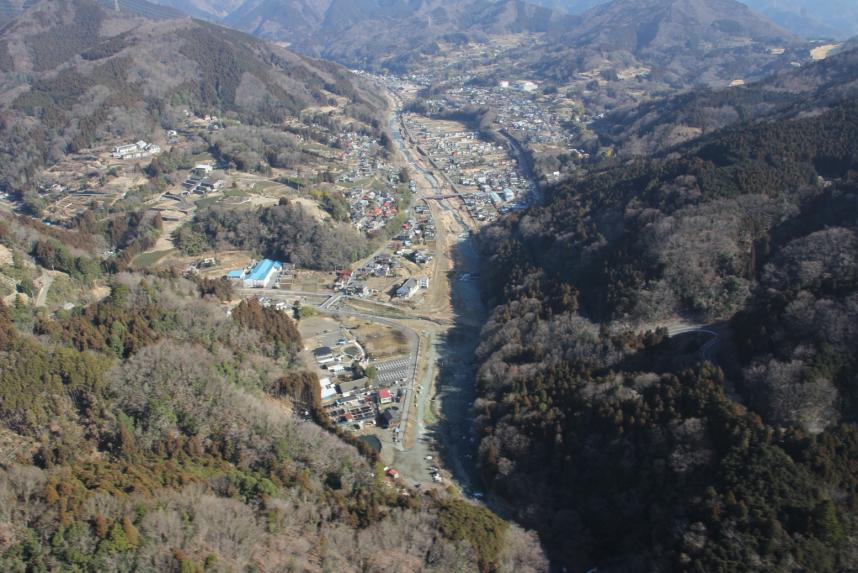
<box><xmin>377</xmin><ymin>389</ymin><xmax>393</xmax><ymax>405</ymax></box>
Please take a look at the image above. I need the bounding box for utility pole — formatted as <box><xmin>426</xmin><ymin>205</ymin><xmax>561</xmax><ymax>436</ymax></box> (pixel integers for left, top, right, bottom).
<box><xmin>114</xmin><ymin>0</ymin><xmax>120</xmax><ymax>12</ymax></box>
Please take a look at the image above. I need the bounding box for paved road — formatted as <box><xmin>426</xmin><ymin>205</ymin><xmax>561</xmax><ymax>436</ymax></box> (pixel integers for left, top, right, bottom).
<box><xmin>238</xmin><ymin>287</ymin><xmax>332</xmax><ymax>299</ymax></box>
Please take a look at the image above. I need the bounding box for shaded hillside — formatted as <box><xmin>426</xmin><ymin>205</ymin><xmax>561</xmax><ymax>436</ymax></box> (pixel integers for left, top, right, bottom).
<box><xmin>475</xmin><ymin>88</ymin><xmax>858</xmax><ymax>570</ymax></box>
<box><xmin>223</xmin><ymin>0</ymin><xmax>331</xmax><ymax>48</ymax></box>
<box><xmin>0</xmin><ymin>0</ymin><xmax>382</xmax><ymax>195</ymax></box>
<box><xmin>593</xmin><ymin>46</ymin><xmax>858</xmax><ymax>155</ymax></box>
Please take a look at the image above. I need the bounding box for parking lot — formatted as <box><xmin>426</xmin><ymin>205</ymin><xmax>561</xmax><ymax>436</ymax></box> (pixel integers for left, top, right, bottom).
<box><xmin>374</xmin><ymin>355</ymin><xmax>416</xmax><ymax>385</ymax></box>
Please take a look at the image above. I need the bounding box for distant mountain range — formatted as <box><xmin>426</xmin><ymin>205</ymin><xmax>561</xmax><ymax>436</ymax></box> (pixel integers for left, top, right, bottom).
<box><xmin>137</xmin><ymin>0</ymin><xmax>805</xmax><ymax>84</ymax></box>
<box><xmin>0</xmin><ymin>0</ymin><xmax>183</xmax><ymax>25</ymax></box>
<box><xmin>532</xmin><ymin>0</ymin><xmax>858</xmax><ymax>39</ymax></box>
<box><xmin>552</xmin><ymin>0</ymin><xmax>796</xmax><ymax>53</ymax></box>
<box><xmin>212</xmin><ymin>0</ymin><xmax>573</xmax><ymax>66</ymax></box>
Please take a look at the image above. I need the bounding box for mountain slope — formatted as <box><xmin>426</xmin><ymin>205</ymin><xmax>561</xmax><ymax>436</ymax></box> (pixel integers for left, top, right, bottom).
<box><xmin>150</xmin><ymin>0</ymin><xmax>245</xmax><ymax>18</ymax></box>
<box><xmin>223</xmin><ymin>0</ymin><xmax>331</xmax><ymax>49</ymax></box>
<box><xmin>0</xmin><ymin>0</ymin><xmax>36</xmax><ymax>27</ymax></box>
<box><xmin>0</xmin><ymin>0</ymin><xmax>381</xmax><ymax>194</ymax></box>
<box><xmin>594</xmin><ymin>45</ymin><xmax>858</xmax><ymax>154</ymax></box>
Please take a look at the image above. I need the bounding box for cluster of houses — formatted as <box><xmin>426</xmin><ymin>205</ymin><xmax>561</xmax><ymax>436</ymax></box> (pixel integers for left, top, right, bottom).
<box><xmin>314</xmin><ymin>342</ymin><xmax>403</xmax><ymax>430</ymax></box>
<box><xmin>334</xmin><ymin>270</ymin><xmax>374</xmax><ymax>298</ymax></box>
<box><xmin>337</xmin><ymin>131</ymin><xmax>400</xmax><ymax>184</ymax></box>
<box><xmin>181</xmin><ymin>163</ymin><xmax>224</xmax><ymax>196</ymax></box>
<box><xmin>404</xmin><ymin>118</ymin><xmax>533</xmax><ymax>220</ymax></box>
<box><xmin>323</xmin><ymin>382</ymin><xmax>401</xmax><ymax>430</ymax></box>
<box><xmin>184</xmin><ymin>111</ymin><xmax>222</xmax><ymax>132</ymax></box>
<box><xmin>381</xmin><ymin>68</ymin><xmax>586</xmax><ymax>179</ymax></box>
<box><xmin>395</xmin><ymin>213</ymin><xmax>435</xmax><ymax>246</ymax></box>
<box><xmin>343</xmin><ymin>254</ymin><xmax>398</xmax><ymax>290</ymax></box>
<box><xmin>112</xmin><ymin>140</ymin><xmax>161</xmax><ymax>160</ymax></box>
<box><xmin>344</xmin><ymin>188</ymin><xmax>400</xmax><ymax>233</ymax></box>
<box><xmin>330</xmin><ymin>130</ymin><xmax>411</xmax><ymax>232</ymax></box>
<box><xmin>226</xmin><ymin>259</ymin><xmax>287</xmax><ymax>289</ymax></box>
<box><xmin>412</xmin><ymin>205</ymin><xmax>436</xmax><ymax>238</ymax></box>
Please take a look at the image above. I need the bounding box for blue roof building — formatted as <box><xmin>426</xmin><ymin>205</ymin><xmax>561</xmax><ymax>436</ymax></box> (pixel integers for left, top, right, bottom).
<box><xmin>226</xmin><ymin>259</ymin><xmax>283</xmax><ymax>288</ymax></box>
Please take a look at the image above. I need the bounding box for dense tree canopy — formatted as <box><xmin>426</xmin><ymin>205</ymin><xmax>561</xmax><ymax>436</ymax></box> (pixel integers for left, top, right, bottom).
<box><xmin>475</xmin><ymin>95</ymin><xmax>858</xmax><ymax>571</ymax></box>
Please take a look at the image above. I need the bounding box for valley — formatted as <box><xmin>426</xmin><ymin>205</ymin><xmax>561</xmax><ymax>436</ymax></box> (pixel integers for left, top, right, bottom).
<box><xmin>1</xmin><ymin>0</ymin><xmax>858</xmax><ymax>572</ymax></box>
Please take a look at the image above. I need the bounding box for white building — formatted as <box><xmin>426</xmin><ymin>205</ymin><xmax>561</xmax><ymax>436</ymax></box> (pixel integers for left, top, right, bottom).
<box><xmin>516</xmin><ymin>80</ymin><xmax>539</xmax><ymax>93</ymax></box>
<box><xmin>396</xmin><ymin>278</ymin><xmax>420</xmax><ymax>299</ymax></box>
<box><xmin>319</xmin><ymin>377</ymin><xmax>337</xmax><ymax>401</ymax></box>
<box><xmin>112</xmin><ymin>140</ymin><xmax>161</xmax><ymax>160</ymax></box>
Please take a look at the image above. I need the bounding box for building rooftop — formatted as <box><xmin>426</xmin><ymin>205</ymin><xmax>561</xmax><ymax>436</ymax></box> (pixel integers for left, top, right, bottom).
<box><xmin>248</xmin><ymin>259</ymin><xmax>281</xmax><ymax>281</ymax></box>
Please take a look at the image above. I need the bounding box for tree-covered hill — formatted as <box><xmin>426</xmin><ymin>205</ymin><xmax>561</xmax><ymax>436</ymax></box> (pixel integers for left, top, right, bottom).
<box><xmin>0</xmin><ymin>208</ymin><xmax>547</xmax><ymax>572</ymax></box>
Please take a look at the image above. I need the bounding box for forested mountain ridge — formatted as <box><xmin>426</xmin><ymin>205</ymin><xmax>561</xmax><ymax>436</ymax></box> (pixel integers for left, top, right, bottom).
<box><xmin>0</xmin><ymin>0</ymin><xmax>383</xmax><ymax>197</ymax></box>
<box><xmin>550</xmin><ymin>0</ymin><xmax>795</xmax><ymax>54</ymax></box>
<box><xmin>475</xmin><ymin>70</ymin><xmax>858</xmax><ymax>570</ymax></box>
